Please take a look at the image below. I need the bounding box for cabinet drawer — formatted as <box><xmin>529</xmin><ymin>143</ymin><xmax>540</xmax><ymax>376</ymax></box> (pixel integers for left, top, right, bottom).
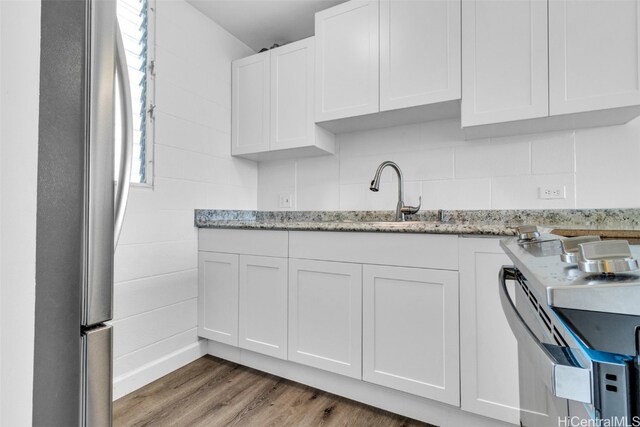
<box><xmin>199</xmin><ymin>229</ymin><xmax>288</xmax><ymax>257</ymax></box>
<box><xmin>289</xmin><ymin>231</ymin><xmax>458</xmax><ymax>270</ymax></box>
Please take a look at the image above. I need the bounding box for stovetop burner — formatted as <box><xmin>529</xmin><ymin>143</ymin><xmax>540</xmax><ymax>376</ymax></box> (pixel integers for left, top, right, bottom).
<box><xmin>580</xmin><ymin>272</ymin><xmax>640</xmax><ymax>285</ymax></box>
<box><xmin>500</xmin><ymin>228</ymin><xmax>640</xmax><ymax>316</ymax></box>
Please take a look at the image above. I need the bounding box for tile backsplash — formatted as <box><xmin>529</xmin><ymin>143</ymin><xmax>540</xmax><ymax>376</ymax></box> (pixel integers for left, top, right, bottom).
<box><xmin>258</xmin><ymin>117</ymin><xmax>640</xmax><ymax>211</ymax></box>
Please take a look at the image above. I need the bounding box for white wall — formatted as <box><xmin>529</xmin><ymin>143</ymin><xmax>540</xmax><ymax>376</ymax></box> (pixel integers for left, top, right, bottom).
<box><xmin>112</xmin><ymin>0</ymin><xmax>256</xmax><ymax>399</ymax></box>
<box><xmin>0</xmin><ymin>0</ymin><xmax>41</xmax><ymax>425</ymax></box>
<box><xmin>258</xmin><ymin>117</ymin><xmax>640</xmax><ymax>211</ymax></box>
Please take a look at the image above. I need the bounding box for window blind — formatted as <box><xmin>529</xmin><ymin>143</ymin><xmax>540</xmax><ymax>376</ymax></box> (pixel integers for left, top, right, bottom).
<box><xmin>116</xmin><ymin>0</ymin><xmax>149</xmax><ymax>184</ymax></box>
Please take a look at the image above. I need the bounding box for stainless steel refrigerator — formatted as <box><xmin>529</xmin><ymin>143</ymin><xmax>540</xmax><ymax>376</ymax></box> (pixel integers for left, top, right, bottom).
<box><xmin>34</xmin><ymin>0</ymin><xmax>132</xmax><ymax>425</ymax></box>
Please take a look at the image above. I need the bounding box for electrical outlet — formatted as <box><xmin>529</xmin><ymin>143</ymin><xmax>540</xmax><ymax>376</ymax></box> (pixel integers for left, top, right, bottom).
<box><xmin>538</xmin><ymin>186</ymin><xmax>566</xmax><ymax>199</ymax></box>
<box><xmin>278</xmin><ymin>193</ymin><xmax>292</xmax><ymax>208</ymax></box>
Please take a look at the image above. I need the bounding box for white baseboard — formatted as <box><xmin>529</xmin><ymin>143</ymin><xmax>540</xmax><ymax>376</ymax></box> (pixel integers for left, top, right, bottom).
<box><xmin>207</xmin><ymin>340</ymin><xmax>516</xmax><ymax>427</ymax></box>
<box><xmin>113</xmin><ymin>339</ymin><xmax>207</xmax><ymax>400</ymax></box>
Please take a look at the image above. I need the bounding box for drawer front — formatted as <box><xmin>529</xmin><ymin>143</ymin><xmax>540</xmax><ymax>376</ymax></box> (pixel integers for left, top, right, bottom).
<box><xmin>199</xmin><ymin>229</ymin><xmax>288</xmax><ymax>257</ymax></box>
<box><xmin>289</xmin><ymin>231</ymin><xmax>458</xmax><ymax>270</ymax></box>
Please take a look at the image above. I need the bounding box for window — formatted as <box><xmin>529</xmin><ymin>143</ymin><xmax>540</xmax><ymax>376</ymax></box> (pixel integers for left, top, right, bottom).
<box><xmin>116</xmin><ymin>0</ymin><xmax>155</xmax><ymax>185</ymax></box>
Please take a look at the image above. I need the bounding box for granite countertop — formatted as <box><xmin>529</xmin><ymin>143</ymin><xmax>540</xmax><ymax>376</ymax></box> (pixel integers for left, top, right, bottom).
<box><xmin>194</xmin><ymin>209</ymin><xmax>640</xmax><ymax>237</ymax></box>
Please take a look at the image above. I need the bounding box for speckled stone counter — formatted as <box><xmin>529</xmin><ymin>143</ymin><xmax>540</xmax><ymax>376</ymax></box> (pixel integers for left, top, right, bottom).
<box><xmin>194</xmin><ymin>209</ymin><xmax>640</xmax><ymax>237</ymax></box>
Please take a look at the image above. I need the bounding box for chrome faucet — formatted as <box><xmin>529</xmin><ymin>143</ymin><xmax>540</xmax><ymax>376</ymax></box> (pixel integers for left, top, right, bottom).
<box><xmin>369</xmin><ymin>161</ymin><xmax>421</xmax><ymax>221</ymax></box>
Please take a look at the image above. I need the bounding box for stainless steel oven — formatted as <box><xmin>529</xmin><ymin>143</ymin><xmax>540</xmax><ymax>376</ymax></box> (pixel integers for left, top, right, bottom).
<box><xmin>500</xmin><ymin>230</ymin><xmax>640</xmax><ymax>427</ymax></box>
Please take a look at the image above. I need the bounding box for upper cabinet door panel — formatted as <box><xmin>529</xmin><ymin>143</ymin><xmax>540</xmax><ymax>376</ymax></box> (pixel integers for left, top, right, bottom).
<box><xmin>462</xmin><ymin>0</ymin><xmax>549</xmax><ymax>126</ymax></box>
<box><xmin>380</xmin><ymin>0</ymin><xmax>461</xmax><ymax>111</ymax></box>
<box><xmin>315</xmin><ymin>0</ymin><xmax>380</xmax><ymax>122</ymax></box>
<box><xmin>271</xmin><ymin>38</ymin><xmax>315</xmax><ymax>151</ymax></box>
<box><xmin>232</xmin><ymin>51</ymin><xmax>270</xmax><ymax>155</ymax></box>
<box><xmin>549</xmin><ymin>0</ymin><xmax>640</xmax><ymax>115</ymax></box>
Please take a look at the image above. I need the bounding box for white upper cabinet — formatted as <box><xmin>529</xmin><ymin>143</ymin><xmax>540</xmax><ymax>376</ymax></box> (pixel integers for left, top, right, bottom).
<box><xmin>232</xmin><ymin>37</ymin><xmax>335</xmax><ymax>161</ymax></box>
<box><xmin>315</xmin><ymin>0</ymin><xmax>461</xmax><ymax>132</ymax></box>
<box><xmin>271</xmin><ymin>38</ymin><xmax>318</xmax><ymax>151</ymax></box>
<box><xmin>232</xmin><ymin>51</ymin><xmax>271</xmax><ymax>156</ymax></box>
<box><xmin>549</xmin><ymin>0</ymin><xmax>640</xmax><ymax>115</ymax></box>
<box><xmin>461</xmin><ymin>0</ymin><xmax>549</xmax><ymax>127</ymax></box>
<box><xmin>380</xmin><ymin>0</ymin><xmax>461</xmax><ymax>111</ymax></box>
<box><xmin>315</xmin><ymin>0</ymin><xmax>380</xmax><ymax>122</ymax></box>
<box><xmin>462</xmin><ymin>0</ymin><xmax>640</xmax><ymax>138</ymax></box>
<box><xmin>271</xmin><ymin>39</ymin><xmax>311</xmax><ymax>151</ymax></box>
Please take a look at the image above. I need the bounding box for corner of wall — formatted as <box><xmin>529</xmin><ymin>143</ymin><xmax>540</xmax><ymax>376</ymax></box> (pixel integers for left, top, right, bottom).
<box><xmin>0</xmin><ymin>0</ymin><xmax>41</xmax><ymax>425</ymax></box>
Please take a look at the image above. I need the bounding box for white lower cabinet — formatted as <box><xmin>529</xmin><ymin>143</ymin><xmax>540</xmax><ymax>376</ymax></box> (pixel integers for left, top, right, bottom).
<box><xmin>198</xmin><ymin>252</ymin><xmax>239</xmax><ymax>346</ymax></box>
<box><xmin>198</xmin><ymin>229</ymin><xmax>529</xmax><ymax>425</ymax></box>
<box><xmin>288</xmin><ymin>258</ymin><xmax>362</xmax><ymax>379</ymax></box>
<box><xmin>362</xmin><ymin>265</ymin><xmax>460</xmax><ymax>406</ymax></box>
<box><xmin>238</xmin><ymin>255</ymin><xmax>288</xmax><ymax>360</ymax></box>
<box><xmin>197</xmin><ymin>229</ymin><xmax>288</xmax><ymax>358</ymax></box>
<box><xmin>459</xmin><ymin>237</ymin><xmax>521</xmax><ymax>424</ymax></box>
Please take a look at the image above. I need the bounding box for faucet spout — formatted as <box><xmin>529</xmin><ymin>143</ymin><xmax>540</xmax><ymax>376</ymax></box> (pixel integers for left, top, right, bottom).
<box><xmin>369</xmin><ymin>161</ymin><xmax>420</xmax><ymax>221</ymax></box>
<box><xmin>370</xmin><ymin>160</ymin><xmax>403</xmax><ymax>199</ymax></box>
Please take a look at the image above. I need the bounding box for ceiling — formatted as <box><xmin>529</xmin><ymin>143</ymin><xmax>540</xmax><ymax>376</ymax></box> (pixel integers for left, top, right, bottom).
<box><xmin>186</xmin><ymin>0</ymin><xmax>347</xmax><ymax>52</ymax></box>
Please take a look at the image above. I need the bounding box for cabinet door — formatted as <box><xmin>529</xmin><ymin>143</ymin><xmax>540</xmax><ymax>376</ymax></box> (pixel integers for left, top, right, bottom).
<box><xmin>380</xmin><ymin>0</ymin><xmax>461</xmax><ymax>111</ymax></box>
<box><xmin>288</xmin><ymin>259</ymin><xmax>362</xmax><ymax>379</ymax></box>
<box><xmin>271</xmin><ymin>37</ymin><xmax>315</xmax><ymax>151</ymax></box>
<box><xmin>231</xmin><ymin>51</ymin><xmax>270</xmax><ymax>156</ymax></box>
<box><xmin>239</xmin><ymin>255</ymin><xmax>288</xmax><ymax>359</ymax></box>
<box><xmin>459</xmin><ymin>237</ymin><xmax>522</xmax><ymax>424</ymax></box>
<box><xmin>315</xmin><ymin>0</ymin><xmax>379</xmax><ymax>122</ymax></box>
<box><xmin>362</xmin><ymin>265</ymin><xmax>459</xmax><ymax>406</ymax></box>
<box><xmin>461</xmin><ymin>0</ymin><xmax>548</xmax><ymax>126</ymax></box>
<box><xmin>198</xmin><ymin>252</ymin><xmax>239</xmax><ymax>346</ymax></box>
<box><xmin>549</xmin><ymin>0</ymin><xmax>640</xmax><ymax>115</ymax></box>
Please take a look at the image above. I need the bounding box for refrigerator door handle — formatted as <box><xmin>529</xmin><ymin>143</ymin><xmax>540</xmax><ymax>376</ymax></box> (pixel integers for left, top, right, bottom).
<box><xmin>81</xmin><ymin>325</ymin><xmax>113</xmax><ymax>427</ymax></box>
<box><xmin>83</xmin><ymin>0</ymin><xmax>116</xmax><ymax>327</ymax></box>
<box><xmin>114</xmin><ymin>20</ymin><xmax>133</xmax><ymax>249</ymax></box>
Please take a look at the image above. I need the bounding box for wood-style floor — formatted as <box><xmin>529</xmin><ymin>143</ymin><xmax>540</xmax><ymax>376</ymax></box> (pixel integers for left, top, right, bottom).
<box><xmin>114</xmin><ymin>355</ymin><xmax>435</xmax><ymax>427</ymax></box>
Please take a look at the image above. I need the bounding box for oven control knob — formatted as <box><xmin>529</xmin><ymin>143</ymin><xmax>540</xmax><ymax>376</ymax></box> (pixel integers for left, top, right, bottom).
<box><xmin>578</xmin><ymin>240</ymin><xmax>639</xmax><ymax>274</ymax></box>
<box><xmin>517</xmin><ymin>225</ymin><xmax>540</xmax><ymax>242</ymax></box>
<box><xmin>560</xmin><ymin>235</ymin><xmax>601</xmax><ymax>263</ymax></box>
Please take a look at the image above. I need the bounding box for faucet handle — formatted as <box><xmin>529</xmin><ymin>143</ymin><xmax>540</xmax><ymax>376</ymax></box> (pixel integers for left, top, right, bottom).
<box><xmin>400</xmin><ymin>196</ymin><xmax>421</xmax><ymax>216</ymax></box>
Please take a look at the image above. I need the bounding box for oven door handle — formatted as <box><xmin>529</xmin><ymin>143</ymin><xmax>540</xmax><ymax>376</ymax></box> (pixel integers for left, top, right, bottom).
<box><xmin>499</xmin><ymin>266</ymin><xmax>593</xmax><ymax>404</ymax></box>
